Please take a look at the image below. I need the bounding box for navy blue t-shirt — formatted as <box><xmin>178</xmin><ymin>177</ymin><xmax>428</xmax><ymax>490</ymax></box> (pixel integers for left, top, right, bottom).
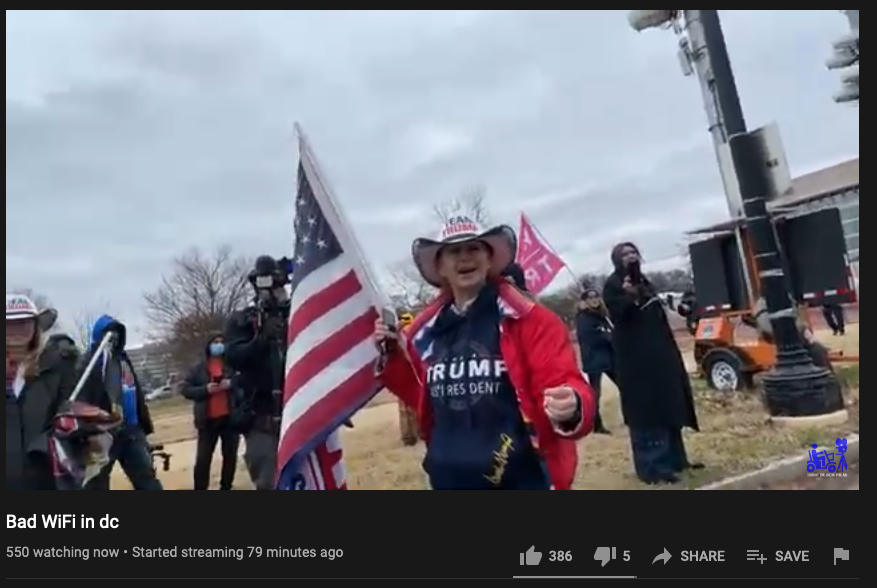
<box><xmin>423</xmin><ymin>289</ymin><xmax>548</xmax><ymax>490</ymax></box>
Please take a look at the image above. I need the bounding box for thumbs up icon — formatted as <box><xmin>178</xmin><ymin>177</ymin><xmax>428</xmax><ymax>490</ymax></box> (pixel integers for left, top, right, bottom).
<box><xmin>520</xmin><ymin>546</ymin><xmax>542</xmax><ymax>566</ymax></box>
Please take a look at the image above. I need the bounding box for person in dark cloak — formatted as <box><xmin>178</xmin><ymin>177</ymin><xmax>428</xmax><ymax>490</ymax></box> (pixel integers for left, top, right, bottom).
<box><xmin>575</xmin><ymin>288</ymin><xmax>615</xmax><ymax>434</ymax></box>
<box><xmin>602</xmin><ymin>243</ymin><xmax>701</xmax><ymax>484</ymax></box>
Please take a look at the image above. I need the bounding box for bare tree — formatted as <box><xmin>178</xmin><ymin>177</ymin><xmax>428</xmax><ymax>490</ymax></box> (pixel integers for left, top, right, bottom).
<box><xmin>384</xmin><ymin>260</ymin><xmax>437</xmax><ymax>310</ymax></box>
<box><xmin>432</xmin><ymin>184</ymin><xmax>490</xmax><ymax>225</ymax></box>
<box><xmin>143</xmin><ymin>247</ymin><xmax>252</xmax><ymax>367</ymax></box>
<box><xmin>72</xmin><ymin>301</ymin><xmax>114</xmax><ymax>349</ymax></box>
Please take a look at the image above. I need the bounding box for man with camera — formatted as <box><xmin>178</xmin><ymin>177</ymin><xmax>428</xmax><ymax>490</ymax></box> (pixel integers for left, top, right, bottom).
<box><xmin>224</xmin><ymin>256</ymin><xmax>291</xmax><ymax>490</ymax></box>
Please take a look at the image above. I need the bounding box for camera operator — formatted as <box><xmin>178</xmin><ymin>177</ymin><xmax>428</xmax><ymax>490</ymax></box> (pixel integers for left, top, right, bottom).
<box><xmin>224</xmin><ymin>255</ymin><xmax>291</xmax><ymax>490</ymax></box>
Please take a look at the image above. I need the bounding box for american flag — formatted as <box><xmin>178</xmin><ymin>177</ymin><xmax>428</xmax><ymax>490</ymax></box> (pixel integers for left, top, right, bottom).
<box><xmin>276</xmin><ymin>132</ymin><xmax>383</xmax><ymax>490</ymax></box>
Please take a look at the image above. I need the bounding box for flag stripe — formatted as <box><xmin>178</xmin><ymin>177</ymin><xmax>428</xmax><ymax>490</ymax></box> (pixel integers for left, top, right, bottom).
<box><xmin>278</xmin><ymin>361</ymin><xmax>376</xmax><ymax>467</ymax></box>
<box><xmin>288</xmin><ymin>270</ymin><xmax>362</xmax><ymax>346</ymax></box>
<box><xmin>284</xmin><ymin>311</ymin><xmax>375</xmax><ymax>405</ymax></box>
<box><xmin>282</xmin><ymin>334</ymin><xmax>377</xmax><ymax>428</ymax></box>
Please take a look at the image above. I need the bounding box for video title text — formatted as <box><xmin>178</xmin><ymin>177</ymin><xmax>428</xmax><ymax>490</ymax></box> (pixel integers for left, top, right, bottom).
<box><xmin>8</xmin><ymin>514</ymin><xmax>119</xmax><ymax>529</ymax></box>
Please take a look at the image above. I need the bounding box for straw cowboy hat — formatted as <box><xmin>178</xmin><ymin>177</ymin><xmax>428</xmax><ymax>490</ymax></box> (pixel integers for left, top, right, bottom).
<box><xmin>411</xmin><ymin>215</ymin><xmax>517</xmax><ymax>288</ymax></box>
<box><xmin>6</xmin><ymin>293</ymin><xmax>58</xmax><ymax>332</ymax></box>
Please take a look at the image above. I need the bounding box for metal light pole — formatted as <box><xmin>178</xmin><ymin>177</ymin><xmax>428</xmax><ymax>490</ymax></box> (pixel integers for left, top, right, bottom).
<box><xmin>628</xmin><ymin>10</ymin><xmax>845</xmax><ymax>421</ymax></box>
<box><xmin>827</xmin><ymin>10</ymin><xmax>859</xmax><ymax>103</ymax></box>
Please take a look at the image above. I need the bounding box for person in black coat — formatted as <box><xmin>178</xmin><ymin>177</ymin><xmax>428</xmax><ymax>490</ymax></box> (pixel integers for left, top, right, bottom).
<box><xmin>677</xmin><ymin>289</ymin><xmax>699</xmax><ymax>335</ymax></box>
<box><xmin>575</xmin><ymin>288</ymin><xmax>615</xmax><ymax>434</ymax></box>
<box><xmin>821</xmin><ymin>302</ymin><xmax>846</xmax><ymax>336</ymax></box>
<box><xmin>6</xmin><ymin>296</ymin><xmax>77</xmax><ymax>490</ymax></box>
<box><xmin>181</xmin><ymin>333</ymin><xmax>243</xmax><ymax>490</ymax></box>
<box><xmin>602</xmin><ymin>243</ymin><xmax>701</xmax><ymax>484</ymax></box>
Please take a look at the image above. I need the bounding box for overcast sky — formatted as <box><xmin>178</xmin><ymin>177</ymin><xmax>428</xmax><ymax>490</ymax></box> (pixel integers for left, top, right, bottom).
<box><xmin>6</xmin><ymin>10</ymin><xmax>859</xmax><ymax>343</ymax></box>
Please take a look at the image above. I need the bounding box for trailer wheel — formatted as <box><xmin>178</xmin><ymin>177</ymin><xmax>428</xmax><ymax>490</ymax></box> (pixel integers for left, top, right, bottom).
<box><xmin>703</xmin><ymin>349</ymin><xmax>749</xmax><ymax>392</ymax></box>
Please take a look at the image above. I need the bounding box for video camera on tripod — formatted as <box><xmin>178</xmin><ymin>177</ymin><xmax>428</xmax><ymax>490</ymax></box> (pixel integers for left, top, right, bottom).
<box><xmin>249</xmin><ymin>255</ymin><xmax>295</xmax><ymax>300</ymax></box>
<box><xmin>248</xmin><ymin>255</ymin><xmax>295</xmax><ymax>321</ymax></box>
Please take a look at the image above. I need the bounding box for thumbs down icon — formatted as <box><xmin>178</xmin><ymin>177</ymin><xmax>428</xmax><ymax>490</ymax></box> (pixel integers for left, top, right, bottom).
<box><xmin>594</xmin><ymin>546</ymin><xmax>615</xmax><ymax>567</ymax></box>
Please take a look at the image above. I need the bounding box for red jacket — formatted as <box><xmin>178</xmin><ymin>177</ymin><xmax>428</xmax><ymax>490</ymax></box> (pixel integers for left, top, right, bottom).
<box><xmin>379</xmin><ymin>282</ymin><xmax>595</xmax><ymax>489</ymax></box>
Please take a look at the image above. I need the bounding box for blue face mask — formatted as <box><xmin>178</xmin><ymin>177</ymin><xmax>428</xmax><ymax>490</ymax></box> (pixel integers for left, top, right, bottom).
<box><xmin>209</xmin><ymin>343</ymin><xmax>225</xmax><ymax>356</ymax></box>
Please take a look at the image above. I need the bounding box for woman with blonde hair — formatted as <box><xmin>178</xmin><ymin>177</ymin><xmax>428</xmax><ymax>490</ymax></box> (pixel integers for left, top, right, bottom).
<box><xmin>6</xmin><ymin>293</ymin><xmax>77</xmax><ymax>489</ymax></box>
<box><xmin>375</xmin><ymin>216</ymin><xmax>595</xmax><ymax>489</ymax></box>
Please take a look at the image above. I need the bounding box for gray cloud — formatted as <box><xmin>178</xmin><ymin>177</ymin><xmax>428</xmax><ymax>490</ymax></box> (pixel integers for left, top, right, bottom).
<box><xmin>6</xmin><ymin>10</ymin><xmax>859</xmax><ymax>341</ymax></box>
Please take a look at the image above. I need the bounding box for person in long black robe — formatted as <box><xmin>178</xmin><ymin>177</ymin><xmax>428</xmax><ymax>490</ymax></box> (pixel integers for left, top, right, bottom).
<box><xmin>602</xmin><ymin>242</ymin><xmax>701</xmax><ymax>484</ymax></box>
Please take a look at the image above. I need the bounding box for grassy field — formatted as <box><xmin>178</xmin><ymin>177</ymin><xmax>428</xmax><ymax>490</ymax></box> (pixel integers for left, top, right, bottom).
<box><xmin>122</xmin><ymin>325</ymin><xmax>859</xmax><ymax>490</ymax></box>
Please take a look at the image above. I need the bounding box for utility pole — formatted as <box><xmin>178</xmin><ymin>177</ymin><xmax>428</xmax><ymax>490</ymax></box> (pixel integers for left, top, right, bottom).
<box><xmin>628</xmin><ymin>10</ymin><xmax>845</xmax><ymax>421</ymax></box>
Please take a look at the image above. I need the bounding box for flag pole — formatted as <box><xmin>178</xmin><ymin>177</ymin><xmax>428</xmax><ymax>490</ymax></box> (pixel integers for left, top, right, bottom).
<box><xmin>294</xmin><ymin>123</ymin><xmax>389</xmax><ymax>307</ymax></box>
<box><xmin>522</xmin><ymin>213</ymin><xmax>583</xmax><ymax>291</ymax></box>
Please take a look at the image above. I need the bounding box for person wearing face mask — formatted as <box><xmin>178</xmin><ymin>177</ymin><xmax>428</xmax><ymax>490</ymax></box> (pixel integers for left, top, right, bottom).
<box><xmin>6</xmin><ymin>294</ymin><xmax>77</xmax><ymax>489</ymax></box>
<box><xmin>224</xmin><ymin>255</ymin><xmax>291</xmax><ymax>490</ymax></box>
<box><xmin>575</xmin><ymin>288</ymin><xmax>615</xmax><ymax>435</ymax></box>
<box><xmin>374</xmin><ymin>216</ymin><xmax>596</xmax><ymax>490</ymax></box>
<box><xmin>602</xmin><ymin>243</ymin><xmax>701</xmax><ymax>485</ymax></box>
<box><xmin>181</xmin><ymin>334</ymin><xmax>241</xmax><ymax>490</ymax></box>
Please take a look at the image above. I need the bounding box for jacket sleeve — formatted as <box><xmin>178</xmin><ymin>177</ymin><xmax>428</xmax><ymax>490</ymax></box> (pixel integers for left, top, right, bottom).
<box><xmin>603</xmin><ymin>275</ymin><xmax>640</xmax><ymax>323</ymax></box>
<box><xmin>524</xmin><ymin>306</ymin><xmax>595</xmax><ymax>440</ymax></box>
<box><xmin>28</xmin><ymin>356</ymin><xmax>78</xmax><ymax>457</ymax></box>
<box><xmin>181</xmin><ymin>363</ymin><xmax>209</xmax><ymax>401</ymax></box>
<box><xmin>224</xmin><ymin>311</ymin><xmax>269</xmax><ymax>372</ymax></box>
<box><xmin>375</xmin><ymin>343</ymin><xmax>423</xmax><ymax>410</ymax></box>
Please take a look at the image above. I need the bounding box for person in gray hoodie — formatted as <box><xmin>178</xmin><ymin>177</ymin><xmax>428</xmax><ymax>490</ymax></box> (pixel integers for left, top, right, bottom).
<box><xmin>6</xmin><ymin>294</ymin><xmax>77</xmax><ymax>490</ymax></box>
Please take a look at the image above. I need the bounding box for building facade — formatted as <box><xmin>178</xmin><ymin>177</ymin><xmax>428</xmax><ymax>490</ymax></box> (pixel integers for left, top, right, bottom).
<box><xmin>126</xmin><ymin>344</ymin><xmax>173</xmax><ymax>390</ymax></box>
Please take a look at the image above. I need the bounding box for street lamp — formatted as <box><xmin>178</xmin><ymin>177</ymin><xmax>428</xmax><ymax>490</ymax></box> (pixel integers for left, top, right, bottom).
<box><xmin>826</xmin><ymin>12</ymin><xmax>859</xmax><ymax>104</ymax></box>
<box><xmin>628</xmin><ymin>10</ymin><xmax>845</xmax><ymax>423</ymax></box>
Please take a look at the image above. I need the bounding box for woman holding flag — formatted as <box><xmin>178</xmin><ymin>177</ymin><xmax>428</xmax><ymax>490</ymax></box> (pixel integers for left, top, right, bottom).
<box><xmin>374</xmin><ymin>216</ymin><xmax>595</xmax><ymax>490</ymax></box>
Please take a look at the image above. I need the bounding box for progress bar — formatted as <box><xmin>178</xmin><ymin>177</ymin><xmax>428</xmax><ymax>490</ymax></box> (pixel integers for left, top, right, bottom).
<box><xmin>514</xmin><ymin>576</ymin><xmax>637</xmax><ymax>579</ymax></box>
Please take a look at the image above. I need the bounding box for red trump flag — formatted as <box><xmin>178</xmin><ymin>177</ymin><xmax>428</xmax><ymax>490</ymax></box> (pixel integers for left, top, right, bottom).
<box><xmin>516</xmin><ymin>213</ymin><xmax>565</xmax><ymax>294</ymax></box>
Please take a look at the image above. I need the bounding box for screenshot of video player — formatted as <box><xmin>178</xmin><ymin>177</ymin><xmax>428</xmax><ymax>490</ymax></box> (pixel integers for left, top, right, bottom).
<box><xmin>6</xmin><ymin>7</ymin><xmax>859</xmax><ymax>584</ymax></box>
